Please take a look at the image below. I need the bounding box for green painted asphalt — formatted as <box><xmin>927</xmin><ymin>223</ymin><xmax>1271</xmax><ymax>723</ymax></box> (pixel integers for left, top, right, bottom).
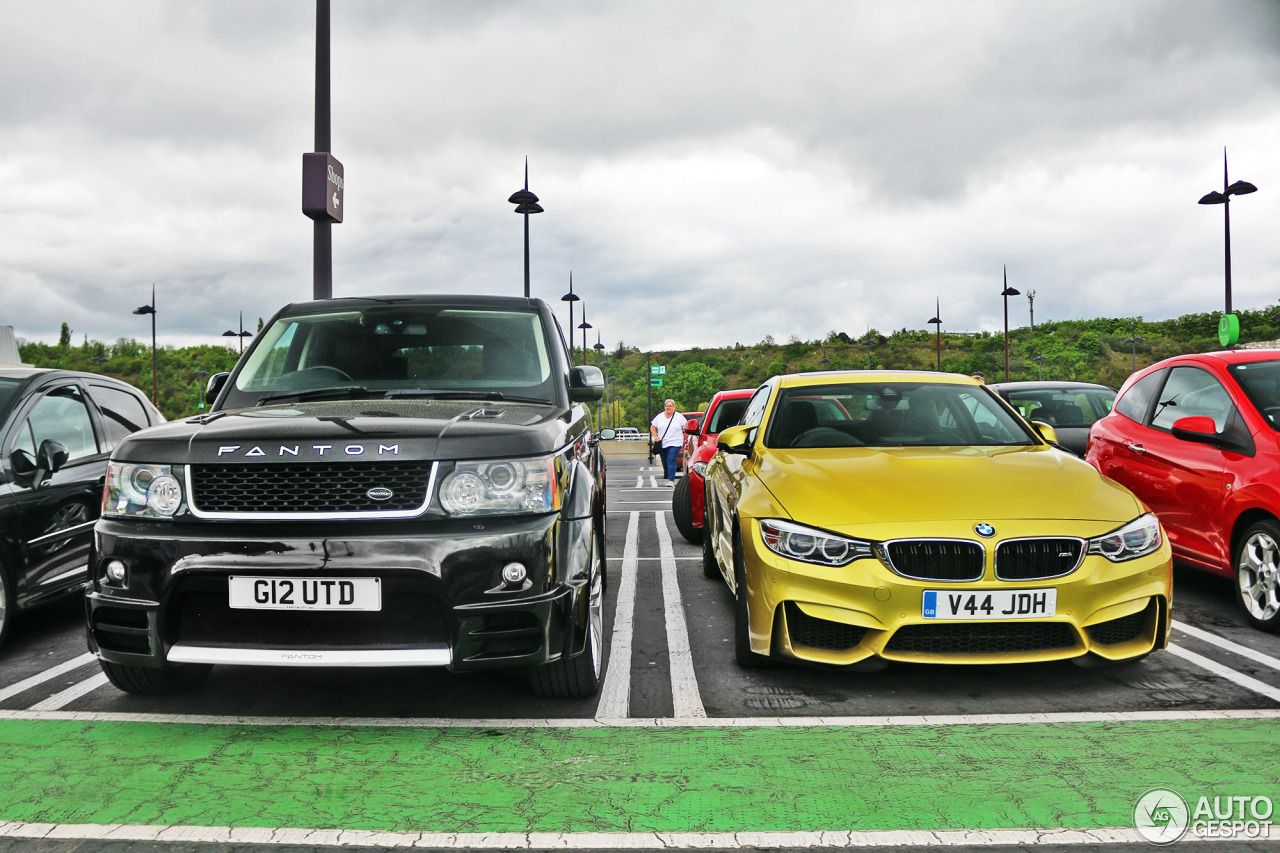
<box><xmin>0</xmin><ymin>718</ymin><xmax>1275</xmax><ymax>834</ymax></box>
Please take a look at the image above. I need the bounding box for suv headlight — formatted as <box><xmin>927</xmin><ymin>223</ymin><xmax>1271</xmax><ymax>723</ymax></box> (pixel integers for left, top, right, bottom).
<box><xmin>1087</xmin><ymin>513</ymin><xmax>1163</xmax><ymax>562</ymax></box>
<box><xmin>759</xmin><ymin>519</ymin><xmax>873</xmax><ymax>567</ymax></box>
<box><xmin>102</xmin><ymin>462</ymin><xmax>183</xmax><ymax>519</ymax></box>
<box><xmin>439</xmin><ymin>456</ymin><xmax>560</xmax><ymax>516</ymax></box>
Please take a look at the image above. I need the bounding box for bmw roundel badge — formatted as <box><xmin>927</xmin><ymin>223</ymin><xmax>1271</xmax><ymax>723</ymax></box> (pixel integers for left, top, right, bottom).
<box><xmin>974</xmin><ymin>523</ymin><xmax>996</xmax><ymax>538</ymax></box>
<box><xmin>367</xmin><ymin>487</ymin><xmax>394</xmax><ymax>502</ymax></box>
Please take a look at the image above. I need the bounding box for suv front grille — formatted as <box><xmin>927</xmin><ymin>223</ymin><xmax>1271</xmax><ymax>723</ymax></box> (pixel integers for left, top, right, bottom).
<box><xmin>189</xmin><ymin>461</ymin><xmax>436</xmax><ymax>516</ymax></box>
<box><xmin>995</xmin><ymin>538</ymin><xmax>1084</xmax><ymax>580</ymax></box>
<box><xmin>882</xmin><ymin>540</ymin><xmax>984</xmax><ymax>582</ymax></box>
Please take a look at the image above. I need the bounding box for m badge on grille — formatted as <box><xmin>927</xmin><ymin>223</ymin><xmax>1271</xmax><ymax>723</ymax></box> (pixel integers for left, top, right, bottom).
<box><xmin>367</xmin><ymin>488</ymin><xmax>394</xmax><ymax>502</ymax></box>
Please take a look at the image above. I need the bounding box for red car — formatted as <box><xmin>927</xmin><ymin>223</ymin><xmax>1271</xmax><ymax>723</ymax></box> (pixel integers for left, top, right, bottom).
<box><xmin>1085</xmin><ymin>348</ymin><xmax>1280</xmax><ymax>631</ymax></box>
<box><xmin>673</xmin><ymin>389</ymin><xmax>753</xmax><ymax>543</ymax></box>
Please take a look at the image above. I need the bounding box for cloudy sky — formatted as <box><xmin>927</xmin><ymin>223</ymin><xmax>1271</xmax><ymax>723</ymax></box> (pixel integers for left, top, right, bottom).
<box><xmin>3</xmin><ymin>0</ymin><xmax>1279</xmax><ymax>355</ymax></box>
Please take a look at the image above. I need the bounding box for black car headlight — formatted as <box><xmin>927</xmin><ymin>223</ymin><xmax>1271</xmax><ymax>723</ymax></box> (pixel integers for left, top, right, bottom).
<box><xmin>102</xmin><ymin>462</ymin><xmax>183</xmax><ymax>519</ymax></box>
<box><xmin>759</xmin><ymin>519</ymin><xmax>873</xmax><ymax>567</ymax></box>
<box><xmin>438</xmin><ymin>455</ymin><xmax>560</xmax><ymax>516</ymax></box>
<box><xmin>1087</xmin><ymin>514</ymin><xmax>1163</xmax><ymax>562</ymax></box>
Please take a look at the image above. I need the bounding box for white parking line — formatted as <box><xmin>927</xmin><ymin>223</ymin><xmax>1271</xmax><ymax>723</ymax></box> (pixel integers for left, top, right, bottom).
<box><xmin>596</xmin><ymin>511</ymin><xmax>639</xmax><ymax>720</ymax></box>
<box><xmin>1173</xmin><ymin>620</ymin><xmax>1280</xmax><ymax>672</ymax></box>
<box><xmin>1167</xmin><ymin>643</ymin><xmax>1280</xmax><ymax>703</ymax></box>
<box><xmin>654</xmin><ymin>511</ymin><xmax>706</xmax><ymax>719</ymax></box>
<box><xmin>2</xmin><ymin>821</ymin><xmax>1247</xmax><ymax>848</ymax></box>
<box><xmin>29</xmin><ymin>673</ymin><xmax>111</xmax><ymax>712</ymax></box>
<box><xmin>0</xmin><ymin>653</ymin><xmax>96</xmax><ymax>703</ymax></box>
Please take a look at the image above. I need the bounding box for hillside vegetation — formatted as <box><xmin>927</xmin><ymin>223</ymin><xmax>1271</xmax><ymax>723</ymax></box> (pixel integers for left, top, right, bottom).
<box><xmin>18</xmin><ymin>306</ymin><xmax>1280</xmax><ymax>426</ymax></box>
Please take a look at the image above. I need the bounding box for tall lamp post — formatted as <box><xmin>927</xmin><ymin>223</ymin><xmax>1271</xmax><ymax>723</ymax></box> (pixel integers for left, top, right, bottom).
<box><xmin>1124</xmin><ymin>334</ymin><xmax>1144</xmax><ymax>373</ymax></box>
<box><xmin>578</xmin><ymin>307</ymin><xmax>592</xmax><ymax>368</ymax></box>
<box><xmin>1001</xmin><ymin>266</ymin><xmax>1020</xmax><ymax>382</ymax></box>
<box><xmin>508</xmin><ymin>158</ymin><xmax>543</xmax><ymax>298</ymax></box>
<box><xmin>222</xmin><ymin>311</ymin><xmax>252</xmax><ymax>354</ymax></box>
<box><xmin>1197</xmin><ymin>148</ymin><xmax>1257</xmax><ymax>318</ymax></box>
<box><xmin>132</xmin><ymin>284</ymin><xmax>157</xmax><ymax>404</ymax></box>
<box><xmin>927</xmin><ymin>298</ymin><xmax>942</xmax><ymax>371</ymax></box>
<box><xmin>561</xmin><ymin>273</ymin><xmax>580</xmax><ymax>365</ymax></box>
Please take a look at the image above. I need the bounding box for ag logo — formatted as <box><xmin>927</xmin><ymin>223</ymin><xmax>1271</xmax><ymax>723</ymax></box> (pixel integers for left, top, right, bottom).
<box><xmin>1134</xmin><ymin>788</ymin><xmax>1189</xmax><ymax>845</ymax></box>
<box><xmin>366</xmin><ymin>488</ymin><xmax>394</xmax><ymax>502</ymax></box>
<box><xmin>974</xmin><ymin>523</ymin><xmax>996</xmax><ymax>538</ymax></box>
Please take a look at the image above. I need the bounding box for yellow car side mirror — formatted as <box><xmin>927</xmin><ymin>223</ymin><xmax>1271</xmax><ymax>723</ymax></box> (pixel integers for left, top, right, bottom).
<box><xmin>717</xmin><ymin>424</ymin><xmax>755</xmax><ymax>455</ymax></box>
<box><xmin>1030</xmin><ymin>420</ymin><xmax>1059</xmax><ymax>446</ymax></box>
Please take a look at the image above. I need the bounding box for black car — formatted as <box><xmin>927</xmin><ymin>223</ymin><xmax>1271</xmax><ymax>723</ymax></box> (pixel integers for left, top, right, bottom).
<box><xmin>0</xmin><ymin>368</ymin><xmax>163</xmax><ymax>647</ymax></box>
<box><xmin>87</xmin><ymin>295</ymin><xmax>609</xmax><ymax>698</ymax></box>
<box><xmin>987</xmin><ymin>380</ymin><xmax>1117</xmax><ymax>456</ymax></box>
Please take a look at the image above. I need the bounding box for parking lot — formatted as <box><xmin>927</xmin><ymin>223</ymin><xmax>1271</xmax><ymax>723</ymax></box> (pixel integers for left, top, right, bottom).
<box><xmin>0</xmin><ymin>444</ymin><xmax>1275</xmax><ymax>850</ymax></box>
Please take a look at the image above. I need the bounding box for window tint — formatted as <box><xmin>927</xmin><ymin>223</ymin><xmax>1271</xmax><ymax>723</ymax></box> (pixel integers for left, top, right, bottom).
<box><xmin>706</xmin><ymin>398</ymin><xmax>749</xmax><ymax>433</ymax></box>
<box><xmin>1228</xmin><ymin>359</ymin><xmax>1280</xmax><ymax>431</ymax></box>
<box><xmin>1150</xmin><ymin>367</ymin><xmax>1234</xmax><ymax>432</ymax></box>
<box><xmin>11</xmin><ymin>385</ymin><xmax>98</xmax><ymax>463</ymax></box>
<box><xmin>1003</xmin><ymin>388</ymin><xmax>1114</xmax><ymax>427</ymax></box>
<box><xmin>1114</xmin><ymin>370</ymin><xmax>1164</xmax><ymax>423</ymax></box>
<box><xmin>86</xmin><ymin>383</ymin><xmax>154</xmax><ymax>450</ymax></box>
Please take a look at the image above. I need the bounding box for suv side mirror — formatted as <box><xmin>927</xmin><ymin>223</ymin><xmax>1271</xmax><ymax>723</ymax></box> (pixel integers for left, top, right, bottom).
<box><xmin>568</xmin><ymin>366</ymin><xmax>605</xmax><ymax>402</ymax></box>
<box><xmin>206</xmin><ymin>372</ymin><xmax>230</xmax><ymax>405</ymax></box>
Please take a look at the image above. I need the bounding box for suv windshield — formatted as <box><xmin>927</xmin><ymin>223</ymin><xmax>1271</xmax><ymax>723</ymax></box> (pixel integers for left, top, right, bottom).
<box><xmin>765</xmin><ymin>382</ymin><xmax>1036</xmax><ymax>449</ymax></box>
<box><xmin>222</xmin><ymin>305</ymin><xmax>559</xmax><ymax>409</ymax></box>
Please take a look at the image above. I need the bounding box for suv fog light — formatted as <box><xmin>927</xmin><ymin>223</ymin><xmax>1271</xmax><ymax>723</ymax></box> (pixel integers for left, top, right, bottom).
<box><xmin>501</xmin><ymin>562</ymin><xmax>527</xmax><ymax>586</ymax></box>
<box><xmin>105</xmin><ymin>560</ymin><xmax>127</xmax><ymax>584</ymax></box>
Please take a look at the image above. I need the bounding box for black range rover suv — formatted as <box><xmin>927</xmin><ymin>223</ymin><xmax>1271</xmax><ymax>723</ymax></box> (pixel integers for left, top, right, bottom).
<box><xmin>87</xmin><ymin>295</ymin><xmax>609</xmax><ymax>698</ymax></box>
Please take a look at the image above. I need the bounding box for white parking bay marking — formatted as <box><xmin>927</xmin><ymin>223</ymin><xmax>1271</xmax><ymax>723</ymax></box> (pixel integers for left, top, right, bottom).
<box><xmin>0</xmin><ymin>653</ymin><xmax>96</xmax><ymax>703</ymax></box>
<box><xmin>596</xmin><ymin>511</ymin><xmax>640</xmax><ymax>720</ymax></box>
<box><xmin>1168</xmin><ymin>643</ymin><xmax>1280</xmax><ymax>703</ymax></box>
<box><xmin>655</xmin><ymin>511</ymin><xmax>706</xmax><ymax>719</ymax></box>
<box><xmin>1173</xmin><ymin>620</ymin><xmax>1280</xmax><ymax>672</ymax></box>
<box><xmin>29</xmin><ymin>673</ymin><xmax>111</xmax><ymax>712</ymax></box>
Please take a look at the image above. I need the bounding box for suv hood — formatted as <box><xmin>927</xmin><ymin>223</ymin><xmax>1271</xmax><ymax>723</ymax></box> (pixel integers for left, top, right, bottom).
<box><xmin>112</xmin><ymin>399</ymin><xmax>572</xmax><ymax>464</ymax></box>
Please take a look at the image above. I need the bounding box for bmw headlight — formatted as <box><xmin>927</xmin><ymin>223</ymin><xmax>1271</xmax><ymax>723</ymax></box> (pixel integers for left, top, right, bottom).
<box><xmin>439</xmin><ymin>456</ymin><xmax>560</xmax><ymax>516</ymax></box>
<box><xmin>759</xmin><ymin>519</ymin><xmax>873</xmax><ymax>567</ymax></box>
<box><xmin>102</xmin><ymin>462</ymin><xmax>183</xmax><ymax>519</ymax></box>
<box><xmin>1087</xmin><ymin>514</ymin><xmax>1164</xmax><ymax>562</ymax></box>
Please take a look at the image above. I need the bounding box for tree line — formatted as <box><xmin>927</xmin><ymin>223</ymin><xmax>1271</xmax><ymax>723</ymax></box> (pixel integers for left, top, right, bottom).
<box><xmin>18</xmin><ymin>306</ymin><xmax>1280</xmax><ymax>426</ymax></box>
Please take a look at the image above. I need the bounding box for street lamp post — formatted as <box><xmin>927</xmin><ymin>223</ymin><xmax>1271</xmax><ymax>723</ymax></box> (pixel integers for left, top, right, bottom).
<box><xmin>1198</xmin><ymin>148</ymin><xmax>1257</xmax><ymax>318</ymax></box>
<box><xmin>508</xmin><ymin>158</ymin><xmax>543</xmax><ymax>299</ymax></box>
<box><xmin>1033</xmin><ymin>354</ymin><xmax>1046</xmax><ymax>380</ymax></box>
<box><xmin>1001</xmin><ymin>266</ymin><xmax>1021</xmax><ymax>382</ymax></box>
<box><xmin>222</xmin><ymin>311</ymin><xmax>252</xmax><ymax>354</ymax></box>
<box><xmin>561</xmin><ymin>273</ymin><xmax>580</xmax><ymax>365</ymax></box>
<box><xmin>1124</xmin><ymin>335</ymin><xmax>1144</xmax><ymax>373</ymax></box>
<box><xmin>927</xmin><ymin>298</ymin><xmax>942</xmax><ymax>371</ymax></box>
<box><xmin>578</xmin><ymin>307</ymin><xmax>592</xmax><ymax>368</ymax></box>
<box><xmin>132</xmin><ymin>283</ymin><xmax>157</xmax><ymax>404</ymax></box>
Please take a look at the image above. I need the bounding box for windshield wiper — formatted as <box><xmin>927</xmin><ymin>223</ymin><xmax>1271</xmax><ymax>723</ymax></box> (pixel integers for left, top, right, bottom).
<box><xmin>254</xmin><ymin>385</ymin><xmax>373</xmax><ymax>406</ymax></box>
<box><xmin>382</xmin><ymin>389</ymin><xmax>553</xmax><ymax>405</ymax></box>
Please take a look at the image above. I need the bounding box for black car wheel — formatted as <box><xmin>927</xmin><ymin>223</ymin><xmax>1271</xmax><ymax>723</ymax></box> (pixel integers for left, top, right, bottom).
<box><xmin>530</xmin><ymin>530</ymin><xmax>605</xmax><ymax>698</ymax></box>
<box><xmin>1235</xmin><ymin>519</ymin><xmax>1280</xmax><ymax>632</ymax></box>
<box><xmin>99</xmin><ymin>660</ymin><xmax>212</xmax><ymax>695</ymax></box>
<box><xmin>672</xmin><ymin>475</ymin><xmax>701</xmax><ymax>545</ymax></box>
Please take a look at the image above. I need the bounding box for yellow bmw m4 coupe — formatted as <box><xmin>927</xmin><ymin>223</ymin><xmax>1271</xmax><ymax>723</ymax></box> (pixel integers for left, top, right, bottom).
<box><xmin>701</xmin><ymin>371</ymin><xmax>1172</xmax><ymax>670</ymax></box>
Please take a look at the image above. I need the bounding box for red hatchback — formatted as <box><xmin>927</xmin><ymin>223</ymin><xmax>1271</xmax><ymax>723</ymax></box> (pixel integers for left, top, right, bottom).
<box><xmin>1085</xmin><ymin>349</ymin><xmax>1280</xmax><ymax>631</ymax></box>
<box><xmin>672</xmin><ymin>389</ymin><xmax>753</xmax><ymax>543</ymax></box>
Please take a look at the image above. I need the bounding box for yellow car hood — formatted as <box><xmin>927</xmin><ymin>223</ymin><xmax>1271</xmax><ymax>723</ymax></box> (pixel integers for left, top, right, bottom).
<box><xmin>755</xmin><ymin>444</ymin><xmax>1143</xmax><ymax>527</ymax></box>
